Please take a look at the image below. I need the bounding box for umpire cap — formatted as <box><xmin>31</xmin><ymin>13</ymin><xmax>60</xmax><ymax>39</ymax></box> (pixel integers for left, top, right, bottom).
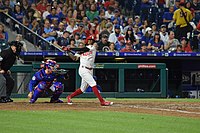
<box><xmin>8</xmin><ymin>41</ymin><xmax>23</xmax><ymax>55</ymax></box>
<box><xmin>9</xmin><ymin>41</ymin><xmax>23</xmax><ymax>47</ymax></box>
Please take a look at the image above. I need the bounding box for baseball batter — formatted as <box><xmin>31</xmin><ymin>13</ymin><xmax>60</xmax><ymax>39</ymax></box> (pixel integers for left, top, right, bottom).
<box><xmin>62</xmin><ymin>36</ymin><xmax>113</xmax><ymax>106</ymax></box>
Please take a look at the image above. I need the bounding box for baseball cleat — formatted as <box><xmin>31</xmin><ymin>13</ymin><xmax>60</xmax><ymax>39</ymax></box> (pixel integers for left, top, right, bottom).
<box><xmin>0</xmin><ymin>98</ymin><xmax>7</xmax><ymax>103</ymax></box>
<box><xmin>6</xmin><ymin>98</ymin><xmax>13</xmax><ymax>102</ymax></box>
<box><xmin>29</xmin><ymin>99</ymin><xmax>36</xmax><ymax>104</ymax></box>
<box><xmin>101</xmin><ymin>101</ymin><xmax>113</xmax><ymax>106</ymax></box>
<box><xmin>67</xmin><ymin>96</ymin><xmax>73</xmax><ymax>105</ymax></box>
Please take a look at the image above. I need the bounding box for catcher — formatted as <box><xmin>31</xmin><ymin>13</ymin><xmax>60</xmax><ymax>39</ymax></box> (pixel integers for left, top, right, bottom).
<box><xmin>28</xmin><ymin>59</ymin><xmax>69</xmax><ymax>103</ymax></box>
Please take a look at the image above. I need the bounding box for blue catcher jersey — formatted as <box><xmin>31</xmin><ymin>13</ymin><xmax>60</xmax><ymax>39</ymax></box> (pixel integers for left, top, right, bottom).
<box><xmin>28</xmin><ymin>68</ymin><xmax>57</xmax><ymax>92</ymax></box>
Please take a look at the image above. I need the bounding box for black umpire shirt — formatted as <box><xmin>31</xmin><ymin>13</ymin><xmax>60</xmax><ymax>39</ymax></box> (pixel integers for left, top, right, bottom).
<box><xmin>0</xmin><ymin>48</ymin><xmax>16</xmax><ymax>72</ymax></box>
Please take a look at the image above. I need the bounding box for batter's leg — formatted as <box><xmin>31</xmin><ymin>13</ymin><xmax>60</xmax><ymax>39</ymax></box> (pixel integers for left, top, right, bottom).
<box><xmin>80</xmin><ymin>72</ymin><xmax>107</xmax><ymax>105</ymax></box>
<box><xmin>81</xmin><ymin>72</ymin><xmax>113</xmax><ymax>106</ymax></box>
<box><xmin>66</xmin><ymin>78</ymin><xmax>89</xmax><ymax>105</ymax></box>
<box><xmin>91</xmin><ymin>85</ymin><xmax>104</xmax><ymax>103</ymax></box>
<box><xmin>66</xmin><ymin>89</ymin><xmax>83</xmax><ymax>105</ymax></box>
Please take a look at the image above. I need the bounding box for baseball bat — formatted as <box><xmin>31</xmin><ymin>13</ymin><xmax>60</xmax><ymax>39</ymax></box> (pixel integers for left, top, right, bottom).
<box><xmin>51</xmin><ymin>43</ymin><xmax>78</xmax><ymax>60</ymax></box>
<box><xmin>51</xmin><ymin>42</ymin><xmax>64</xmax><ymax>52</ymax></box>
<box><xmin>51</xmin><ymin>43</ymin><xmax>75</xmax><ymax>54</ymax></box>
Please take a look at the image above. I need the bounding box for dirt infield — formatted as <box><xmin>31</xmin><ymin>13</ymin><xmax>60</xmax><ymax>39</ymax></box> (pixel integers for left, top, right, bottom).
<box><xmin>0</xmin><ymin>99</ymin><xmax>200</xmax><ymax>119</ymax></box>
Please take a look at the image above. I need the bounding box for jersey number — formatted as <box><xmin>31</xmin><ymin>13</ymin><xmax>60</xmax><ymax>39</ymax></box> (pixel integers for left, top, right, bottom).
<box><xmin>180</xmin><ymin>12</ymin><xmax>187</xmax><ymax>17</ymax></box>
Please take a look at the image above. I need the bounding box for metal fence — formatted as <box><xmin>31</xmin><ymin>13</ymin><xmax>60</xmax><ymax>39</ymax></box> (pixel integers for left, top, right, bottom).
<box><xmin>12</xmin><ymin>73</ymin><xmax>32</xmax><ymax>94</ymax></box>
<box><xmin>0</xmin><ymin>12</ymin><xmax>61</xmax><ymax>51</ymax></box>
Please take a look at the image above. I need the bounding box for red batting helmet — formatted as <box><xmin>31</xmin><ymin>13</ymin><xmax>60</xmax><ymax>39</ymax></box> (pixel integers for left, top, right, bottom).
<box><xmin>85</xmin><ymin>35</ymin><xmax>95</xmax><ymax>44</ymax></box>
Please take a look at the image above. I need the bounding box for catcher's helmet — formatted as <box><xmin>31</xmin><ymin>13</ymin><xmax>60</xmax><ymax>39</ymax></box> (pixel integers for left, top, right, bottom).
<box><xmin>45</xmin><ymin>59</ymin><xmax>57</xmax><ymax>70</ymax></box>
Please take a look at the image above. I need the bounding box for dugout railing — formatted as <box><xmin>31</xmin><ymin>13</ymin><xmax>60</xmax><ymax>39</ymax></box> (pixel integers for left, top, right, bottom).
<box><xmin>10</xmin><ymin>63</ymin><xmax>167</xmax><ymax>98</ymax></box>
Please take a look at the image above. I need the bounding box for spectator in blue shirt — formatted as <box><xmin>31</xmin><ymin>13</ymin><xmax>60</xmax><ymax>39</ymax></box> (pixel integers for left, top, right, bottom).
<box><xmin>12</xmin><ymin>3</ymin><xmax>24</xmax><ymax>23</ymax></box>
<box><xmin>115</xmin><ymin>36</ymin><xmax>126</xmax><ymax>51</ymax></box>
<box><xmin>58</xmin><ymin>5</ymin><xmax>68</xmax><ymax>20</ymax></box>
<box><xmin>140</xmin><ymin>0</ymin><xmax>151</xmax><ymax>21</ymax></box>
<box><xmin>148</xmin><ymin>32</ymin><xmax>164</xmax><ymax>52</ymax></box>
<box><xmin>110</xmin><ymin>9</ymin><xmax>121</xmax><ymax>25</ymax></box>
<box><xmin>133</xmin><ymin>15</ymin><xmax>142</xmax><ymax>27</ymax></box>
<box><xmin>46</xmin><ymin>7</ymin><xmax>60</xmax><ymax>25</ymax></box>
<box><xmin>162</xmin><ymin>6</ymin><xmax>174</xmax><ymax>27</ymax></box>
<box><xmin>174</xmin><ymin>0</ymin><xmax>180</xmax><ymax>11</ymax></box>
<box><xmin>12</xmin><ymin>3</ymin><xmax>24</xmax><ymax>33</ymax></box>
<box><xmin>141</xmin><ymin>27</ymin><xmax>153</xmax><ymax>45</ymax></box>
<box><xmin>42</xmin><ymin>19</ymin><xmax>56</xmax><ymax>43</ymax></box>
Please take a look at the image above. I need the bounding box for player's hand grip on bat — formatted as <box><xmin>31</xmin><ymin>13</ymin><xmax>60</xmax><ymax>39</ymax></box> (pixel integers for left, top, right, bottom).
<box><xmin>62</xmin><ymin>46</ymin><xmax>71</xmax><ymax>51</ymax></box>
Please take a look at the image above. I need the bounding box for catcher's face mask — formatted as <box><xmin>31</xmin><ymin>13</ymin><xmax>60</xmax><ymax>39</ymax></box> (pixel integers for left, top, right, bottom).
<box><xmin>45</xmin><ymin>60</ymin><xmax>59</xmax><ymax>73</ymax></box>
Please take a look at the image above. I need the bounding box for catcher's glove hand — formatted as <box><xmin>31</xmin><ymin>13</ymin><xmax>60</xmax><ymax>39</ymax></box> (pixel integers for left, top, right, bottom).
<box><xmin>28</xmin><ymin>92</ymin><xmax>33</xmax><ymax>99</ymax></box>
<box><xmin>54</xmin><ymin>69</ymin><xmax>70</xmax><ymax>79</ymax></box>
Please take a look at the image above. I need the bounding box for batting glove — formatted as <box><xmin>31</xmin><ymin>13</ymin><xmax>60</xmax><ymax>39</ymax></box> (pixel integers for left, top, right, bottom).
<box><xmin>62</xmin><ymin>46</ymin><xmax>71</xmax><ymax>51</ymax></box>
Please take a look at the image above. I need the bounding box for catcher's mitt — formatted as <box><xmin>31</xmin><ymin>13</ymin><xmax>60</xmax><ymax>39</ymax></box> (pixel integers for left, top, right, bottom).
<box><xmin>54</xmin><ymin>69</ymin><xmax>69</xmax><ymax>79</ymax></box>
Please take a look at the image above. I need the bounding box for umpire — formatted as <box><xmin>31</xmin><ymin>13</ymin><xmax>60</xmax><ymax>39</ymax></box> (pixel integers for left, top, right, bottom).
<box><xmin>0</xmin><ymin>41</ymin><xmax>23</xmax><ymax>103</ymax></box>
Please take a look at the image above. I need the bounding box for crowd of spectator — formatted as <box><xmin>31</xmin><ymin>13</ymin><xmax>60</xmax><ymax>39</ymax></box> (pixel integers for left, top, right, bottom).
<box><xmin>0</xmin><ymin>0</ymin><xmax>200</xmax><ymax>53</ymax></box>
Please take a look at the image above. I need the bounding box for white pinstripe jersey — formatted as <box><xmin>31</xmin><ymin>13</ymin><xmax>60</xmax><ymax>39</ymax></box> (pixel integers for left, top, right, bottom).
<box><xmin>79</xmin><ymin>45</ymin><xmax>96</xmax><ymax>68</ymax></box>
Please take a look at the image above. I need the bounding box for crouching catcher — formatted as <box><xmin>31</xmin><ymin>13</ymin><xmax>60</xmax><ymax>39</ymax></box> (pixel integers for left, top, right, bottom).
<box><xmin>28</xmin><ymin>59</ymin><xmax>69</xmax><ymax>103</ymax></box>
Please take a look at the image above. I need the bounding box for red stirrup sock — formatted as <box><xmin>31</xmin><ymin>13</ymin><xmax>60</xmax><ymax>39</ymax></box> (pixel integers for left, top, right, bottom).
<box><xmin>92</xmin><ymin>86</ymin><xmax>104</xmax><ymax>103</ymax></box>
<box><xmin>70</xmin><ymin>88</ymin><xmax>83</xmax><ymax>98</ymax></box>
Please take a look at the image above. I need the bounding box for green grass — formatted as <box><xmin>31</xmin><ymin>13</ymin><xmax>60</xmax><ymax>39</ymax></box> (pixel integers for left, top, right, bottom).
<box><xmin>0</xmin><ymin>110</ymin><xmax>199</xmax><ymax>133</ymax></box>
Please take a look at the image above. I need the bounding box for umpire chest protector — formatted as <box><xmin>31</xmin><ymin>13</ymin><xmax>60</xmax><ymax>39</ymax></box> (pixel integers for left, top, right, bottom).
<box><xmin>0</xmin><ymin>48</ymin><xmax>16</xmax><ymax>71</ymax></box>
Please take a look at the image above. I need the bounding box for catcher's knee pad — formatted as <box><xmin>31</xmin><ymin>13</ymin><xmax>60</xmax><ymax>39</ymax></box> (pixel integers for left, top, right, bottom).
<box><xmin>50</xmin><ymin>82</ymin><xmax>63</xmax><ymax>93</ymax></box>
<box><xmin>37</xmin><ymin>81</ymin><xmax>47</xmax><ymax>91</ymax></box>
